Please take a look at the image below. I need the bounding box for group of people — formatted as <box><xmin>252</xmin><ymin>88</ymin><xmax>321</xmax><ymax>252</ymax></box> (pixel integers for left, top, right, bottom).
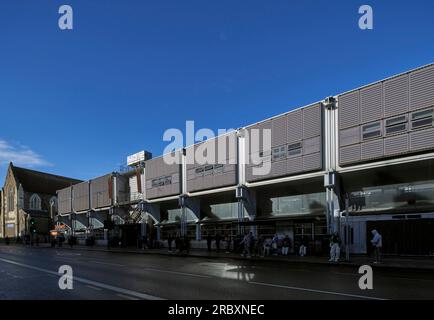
<box><xmin>166</xmin><ymin>233</ymin><xmax>191</xmax><ymax>254</ymax></box>
<box><xmin>327</xmin><ymin>229</ymin><xmax>382</xmax><ymax>263</ymax></box>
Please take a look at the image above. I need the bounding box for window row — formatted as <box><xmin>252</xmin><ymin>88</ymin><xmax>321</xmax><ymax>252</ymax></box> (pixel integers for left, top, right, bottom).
<box><xmin>194</xmin><ymin>164</ymin><xmax>224</xmax><ymax>177</ymax></box>
<box><xmin>362</xmin><ymin>107</ymin><xmax>434</xmax><ymax>141</ymax></box>
<box><xmin>151</xmin><ymin>175</ymin><xmax>172</xmax><ymax>188</ymax></box>
<box><xmin>267</xmin><ymin>142</ymin><xmax>303</xmax><ymax>161</ymax></box>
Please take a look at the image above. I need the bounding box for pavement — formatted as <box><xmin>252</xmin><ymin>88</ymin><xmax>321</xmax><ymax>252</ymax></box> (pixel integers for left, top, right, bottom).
<box><xmin>3</xmin><ymin>242</ymin><xmax>434</xmax><ymax>272</ymax></box>
<box><xmin>1</xmin><ymin>244</ymin><xmax>434</xmax><ymax>300</ymax></box>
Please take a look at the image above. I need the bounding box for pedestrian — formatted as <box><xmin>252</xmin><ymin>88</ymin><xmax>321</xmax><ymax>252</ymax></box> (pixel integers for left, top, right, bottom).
<box><xmin>215</xmin><ymin>233</ymin><xmax>222</xmax><ymax>253</ymax></box>
<box><xmin>370</xmin><ymin>229</ymin><xmax>382</xmax><ymax>263</ymax></box>
<box><xmin>329</xmin><ymin>232</ymin><xmax>342</xmax><ymax>262</ymax></box>
<box><xmin>299</xmin><ymin>237</ymin><xmax>307</xmax><ymax>257</ymax></box>
<box><xmin>240</xmin><ymin>232</ymin><xmax>252</xmax><ymax>258</ymax></box>
<box><xmin>206</xmin><ymin>232</ymin><xmax>213</xmax><ymax>252</ymax></box>
<box><xmin>263</xmin><ymin>237</ymin><xmax>271</xmax><ymax>256</ymax></box>
<box><xmin>5</xmin><ymin>236</ymin><xmax>10</xmax><ymax>245</ymax></box>
<box><xmin>271</xmin><ymin>234</ymin><xmax>279</xmax><ymax>255</ymax></box>
<box><xmin>282</xmin><ymin>235</ymin><xmax>291</xmax><ymax>255</ymax></box>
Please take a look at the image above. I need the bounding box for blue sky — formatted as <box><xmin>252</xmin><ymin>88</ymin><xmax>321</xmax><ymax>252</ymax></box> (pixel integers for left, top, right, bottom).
<box><xmin>1</xmin><ymin>0</ymin><xmax>433</xmax><ymax>182</ymax></box>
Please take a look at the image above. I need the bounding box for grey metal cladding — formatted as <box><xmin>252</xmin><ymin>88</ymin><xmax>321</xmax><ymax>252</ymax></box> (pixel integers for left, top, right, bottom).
<box><xmin>145</xmin><ymin>153</ymin><xmax>181</xmax><ymax>199</ymax></box>
<box><xmin>287</xmin><ymin>109</ymin><xmax>303</xmax><ymax>143</ymax></box>
<box><xmin>271</xmin><ymin>159</ymin><xmax>286</xmax><ymax>177</ymax></box>
<box><xmin>272</xmin><ymin>114</ymin><xmax>288</xmax><ymax>146</ymax></box>
<box><xmin>303</xmin><ymin>153</ymin><xmax>321</xmax><ymax>171</ymax></box>
<box><xmin>361</xmin><ymin>139</ymin><xmax>384</xmax><ymax>161</ymax></box>
<box><xmin>91</xmin><ymin>174</ymin><xmax>112</xmax><ymax>208</ymax></box>
<box><xmin>340</xmin><ymin>144</ymin><xmax>361</xmax><ymax>165</ymax></box>
<box><xmin>73</xmin><ymin>181</ymin><xmax>90</xmax><ymax>212</ymax></box>
<box><xmin>339</xmin><ymin>91</ymin><xmax>360</xmax><ymax>129</ymax></box>
<box><xmin>410</xmin><ymin>65</ymin><xmax>434</xmax><ymax>111</ymax></box>
<box><xmin>360</xmin><ymin>83</ymin><xmax>383</xmax><ymax>123</ymax></box>
<box><xmin>287</xmin><ymin>157</ymin><xmax>303</xmax><ymax>174</ymax></box>
<box><xmin>303</xmin><ymin>103</ymin><xmax>322</xmax><ymax>139</ymax></box>
<box><xmin>340</xmin><ymin>126</ymin><xmax>360</xmax><ymax>147</ymax></box>
<box><xmin>58</xmin><ymin>187</ymin><xmax>72</xmax><ymax>214</ymax></box>
<box><xmin>303</xmin><ymin>136</ymin><xmax>321</xmax><ymax>155</ymax></box>
<box><xmin>384</xmin><ymin>74</ymin><xmax>409</xmax><ymax>117</ymax></box>
<box><xmin>410</xmin><ymin>127</ymin><xmax>434</xmax><ymax>151</ymax></box>
<box><xmin>384</xmin><ymin>134</ymin><xmax>409</xmax><ymax>156</ymax></box>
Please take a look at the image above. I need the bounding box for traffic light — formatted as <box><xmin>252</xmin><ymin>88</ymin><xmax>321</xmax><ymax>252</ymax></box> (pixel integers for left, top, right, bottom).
<box><xmin>29</xmin><ymin>218</ymin><xmax>37</xmax><ymax>234</ymax></box>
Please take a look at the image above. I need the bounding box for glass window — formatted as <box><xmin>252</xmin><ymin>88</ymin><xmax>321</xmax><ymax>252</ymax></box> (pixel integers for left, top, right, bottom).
<box><xmin>272</xmin><ymin>146</ymin><xmax>286</xmax><ymax>161</ymax></box>
<box><xmin>213</xmin><ymin>164</ymin><xmax>224</xmax><ymax>174</ymax></box>
<box><xmin>411</xmin><ymin>108</ymin><xmax>433</xmax><ymax>129</ymax></box>
<box><xmin>29</xmin><ymin>194</ymin><xmax>41</xmax><ymax>210</ymax></box>
<box><xmin>362</xmin><ymin>122</ymin><xmax>382</xmax><ymax>140</ymax></box>
<box><xmin>195</xmin><ymin>167</ymin><xmax>204</xmax><ymax>176</ymax></box>
<box><xmin>385</xmin><ymin>115</ymin><xmax>407</xmax><ymax>135</ymax></box>
<box><xmin>288</xmin><ymin>142</ymin><xmax>302</xmax><ymax>157</ymax></box>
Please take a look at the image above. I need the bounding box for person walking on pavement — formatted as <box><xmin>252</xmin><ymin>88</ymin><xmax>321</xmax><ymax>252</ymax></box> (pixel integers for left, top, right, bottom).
<box><xmin>370</xmin><ymin>229</ymin><xmax>383</xmax><ymax>263</ymax></box>
<box><xmin>329</xmin><ymin>232</ymin><xmax>342</xmax><ymax>262</ymax></box>
<box><xmin>282</xmin><ymin>235</ymin><xmax>291</xmax><ymax>255</ymax></box>
<box><xmin>240</xmin><ymin>232</ymin><xmax>252</xmax><ymax>258</ymax></box>
<box><xmin>168</xmin><ymin>233</ymin><xmax>173</xmax><ymax>252</ymax></box>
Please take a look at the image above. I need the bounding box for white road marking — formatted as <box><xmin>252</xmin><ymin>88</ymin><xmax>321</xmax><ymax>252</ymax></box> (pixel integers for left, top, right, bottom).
<box><xmin>0</xmin><ymin>257</ymin><xmax>165</xmax><ymax>300</ymax></box>
<box><xmin>144</xmin><ymin>267</ymin><xmax>211</xmax><ymax>278</ymax></box>
<box><xmin>92</xmin><ymin>261</ymin><xmax>125</xmax><ymax>267</ymax></box>
<box><xmin>117</xmin><ymin>293</ymin><xmax>139</xmax><ymax>300</ymax></box>
<box><xmin>248</xmin><ymin>281</ymin><xmax>388</xmax><ymax>300</ymax></box>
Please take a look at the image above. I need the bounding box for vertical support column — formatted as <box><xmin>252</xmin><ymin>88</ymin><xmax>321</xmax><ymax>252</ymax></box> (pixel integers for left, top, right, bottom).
<box><xmin>196</xmin><ymin>223</ymin><xmax>201</xmax><ymax>241</ymax></box>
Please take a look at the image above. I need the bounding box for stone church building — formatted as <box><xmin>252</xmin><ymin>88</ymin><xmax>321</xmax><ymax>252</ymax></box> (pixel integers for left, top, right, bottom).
<box><xmin>0</xmin><ymin>163</ymin><xmax>81</xmax><ymax>238</ymax></box>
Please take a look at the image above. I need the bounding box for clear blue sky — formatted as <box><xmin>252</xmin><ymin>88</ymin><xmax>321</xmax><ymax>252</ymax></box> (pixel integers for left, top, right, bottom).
<box><xmin>1</xmin><ymin>0</ymin><xmax>433</xmax><ymax>182</ymax></box>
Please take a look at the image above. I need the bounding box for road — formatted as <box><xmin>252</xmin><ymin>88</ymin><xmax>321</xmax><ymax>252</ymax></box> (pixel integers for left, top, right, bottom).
<box><xmin>0</xmin><ymin>245</ymin><xmax>433</xmax><ymax>300</ymax></box>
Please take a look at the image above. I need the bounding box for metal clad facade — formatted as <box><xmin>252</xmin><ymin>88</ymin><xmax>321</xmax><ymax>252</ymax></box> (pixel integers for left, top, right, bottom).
<box><xmin>91</xmin><ymin>174</ymin><xmax>113</xmax><ymax>208</ymax></box>
<box><xmin>186</xmin><ymin>131</ymin><xmax>237</xmax><ymax>192</ymax></box>
<box><xmin>73</xmin><ymin>182</ymin><xmax>90</xmax><ymax>212</ymax></box>
<box><xmin>246</xmin><ymin>103</ymin><xmax>323</xmax><ymax>182</ymax></box>
<box><xmin>338</xmin><ymin>64</ymin><xmax>434</xmax><ymax>166</ymax></box>
<box><xmin>58</xmin><ymin>187</ymin><xmax>72</xmax><ymax>215</ymax></box>
<box><xmin>145</xmin><ymin>151</ymin><xmax>182</xmax><ymax>199</ymax></box>
<box><xmin>410</xmin><ymin>65</ymin><xmax>434</xmax><ymax>111</ymax></box>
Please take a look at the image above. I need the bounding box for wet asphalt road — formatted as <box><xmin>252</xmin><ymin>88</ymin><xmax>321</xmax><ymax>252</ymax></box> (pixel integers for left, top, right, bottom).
<box><xmin>0</xmin><ymin>245</ymin><xmax>433</xmax><ymax>300</ymax></box>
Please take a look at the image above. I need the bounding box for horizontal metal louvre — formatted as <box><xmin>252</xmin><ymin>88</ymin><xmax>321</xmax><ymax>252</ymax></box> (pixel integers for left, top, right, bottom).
<box><xmin>410</xmin><ymin>65</ymin><xmax>434</xmax><ymax>111</ymax></box>
<box><xmin>339</xmin><ymin>91</ymin><xmax>359</xmax><ymax>129</ymax></box>
<box><xmin>271</xmin><ymin>159</ymin><xmax>287</xmax><ymax>177</ymax></box>
<box><xmin>384</xmin><ymin>74</ymin><xmax>409</xmax><ymax>117</ymax></box>
<box><xmin>272</xmin><ymin>114</ymin><xmax>288</xmax><ymax>146</ymax></box>
<box><xmin>360</xmin><ymin>83</ymin><xmax>383</xmax><ymax>123</ymax></box>
<box><xmin>303</xmin><ymin>104</ymin><xmax>321</xmax><ymax>139</ymax></box>
<box><xmin>410</xmin><ymin>127</ymin><xmax>434</xmax><ymax>151</ymax></box>
<box><xmin>340</xmin><ymin>126</ymin><xmax>360</xmax><ymax>146</ymax></box>
<box><xmin>361</xmin><ymin>139</ymin><xmax>384</xmax><ymax>160</ymax></box>
<box><xmin>287</xmin><ymin>157</ymin><xmax>303</xmax><ymax>174</ymax></box>
<box><xmin>384</xmin><ymin>134</ymin><xmax>409</xmax><ymax>156</ymax></box>
<box><xmin>340</xmin><ymin>145</ymin><xmax>361</xmax><ymax>165</ymax></box>
<box><xmin>287</xmin><ymin>109</ymin><xmax>303</xmax><ymax>143</ymax></box>
<box><xmin>302</xmin><ymin>136</ymin><xmax>321</xmax><ymax>155</ymax></box>
<box><xmin>303</xmin><ymin>153</ymin><xmax>321</xmax><ymax>172</ymax></box>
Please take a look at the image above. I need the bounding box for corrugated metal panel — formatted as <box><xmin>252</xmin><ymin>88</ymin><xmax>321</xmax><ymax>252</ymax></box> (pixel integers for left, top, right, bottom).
<box><xmin>303</xmin><ymin>153</ymin><xmax>321</xmax><ymax>172</ymax></box>
<box><xmin>303</xmin><ymin>136</ymin><xmax>321</xmax><ymax>155</ymax></box>
<box><xmin>271</xmin><ymin>159</ymin><xmax>287</xmax><ymax>178</ymax></box>
<box><xmin>384</xmin><ymin>74</ymin><xmax>409</xmax><ymax>117</ymax></box>
<box><xmin>58</xmin><ymin>187</ymin><xmax>72</xmax><ymax>214</ymax></box>
<box><xmin>384</xmin><ymin>134</ymin><xmax>409</xmax><ymax>156</ymax></box>
<box><xmin>340</xmin><ymin>144</ymin><xmax>361</xmax><ymax>165</ymax></box>
<box><xmin>339</xmin><ymin>91</ymin><xmax>360</xmax><ymax>129</ymax></box>
<box><xmin>410</xmin><ymin>127</ymin><xmax>434</xmax><ymax>151</ymax></box>
<box><xmin>340</xmin><ymin>126</ymin><xmax>360</xmax><ymax>147</ymax></box>
<box><xmin>303</xmin><ymin>103</ymin><xmax>321</xmax><ymax>139</ymax></box>
<box><xmin>272</xmin><ymin>114</ymin><xmax>288</xmax><ymax>146</ymax></box>
<box><xmin>360</xmin><ymin>83</ymin><xmax>383</xmax><ymax>123</ymax></box>
<box><xmin>287</xmin><ymin>109</ymin><xmax>303</xmax><ymax>143</ymax></box>
<box><xmin>73</xmin><ymin>182</ymin><xmax>90</xmax><ymax>212</ymax></box>
<box><xmin>287</xmin><ymin>157</ymin><xmax>303</xmax><ymax>174</ymax></box>
<box><xmin>410</xmin><ymin>65</ymin><xmax>434</xmax><ymax>111</ymax></box>
<box><xmin>91</xmin><ymin>174</ymin><xmax>112</xmax><ymax>208</ymax></box>
<box><xmin>361</xmin><ymin>139</ymin><xmax>384</xmax><ymax>160</ymax></box>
